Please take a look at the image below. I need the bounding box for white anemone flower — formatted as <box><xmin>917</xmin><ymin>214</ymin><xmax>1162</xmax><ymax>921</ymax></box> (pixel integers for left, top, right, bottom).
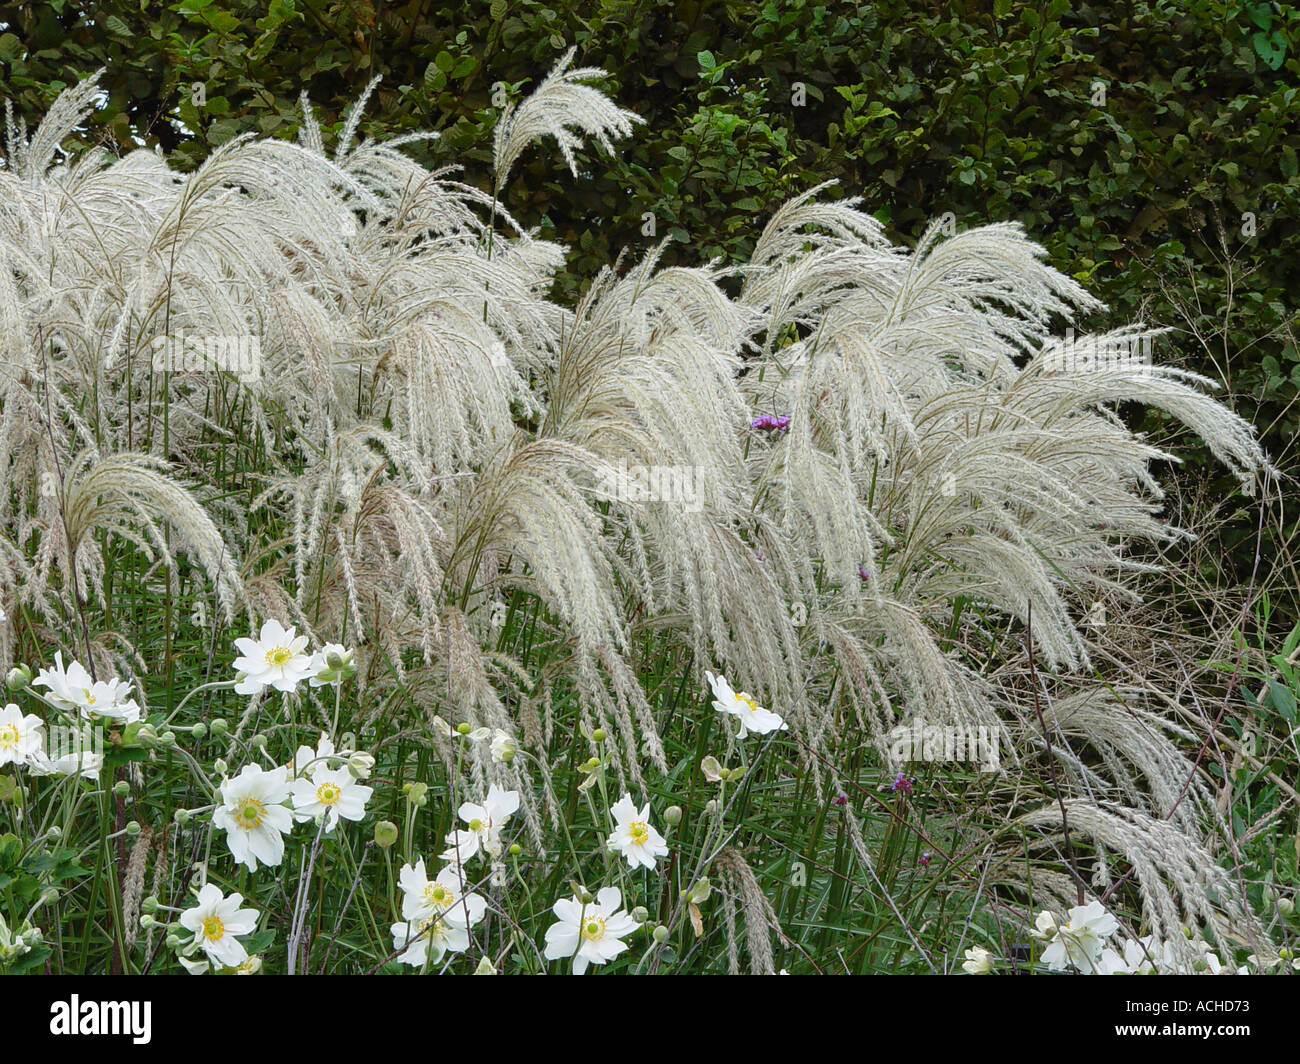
<box><xmin>0</xmin><ymin>703</ymin><xmax>44</xmax><ymax>767</ymax></box>
<box><xmin>961</xmin><ymin>947</ymin><xmax>995</xmax><ymax>974</ymax></box>
<box><xmin>704</xmin><ymin>670</ymin><xmax>787</xmax><ymax>738</ymax></box>
<box><xmin>231</xmin><ymin>620</ymin><xmax>313</xmax><ymax>695</ymax></box>
<box><xmin>391</xmin><ymin>915</ymin><xmax>473</xmax><ymax>969</ymax></box>
<box><xmin>288</xmin><ymin>732</ymin><xmax>338</xmax><ymax>780</ymax></box>
<box><xmin>32</xmin><ymin>652</ymin><xmax>141</xmax><ymax>723</ymax></box>
<box><xmin>1034</xmin><ymin>901</ymin><xmax>1119</xmax><ymax>973</ymax></box>
<box><xmin>543</xmin><ymin>886</ymin><xmax>638</xmax><ymax>974</ymax></box>
<box><xmin>212</xmin><ymin>764</ymin><xmax>293</xmax><ymax>871</ymax></box>
<box><xmin>605</xmin><ymin>793</ymin><xmax>669</xmax><ymax>870</ymax></box>
<box><xmin>398</xmin><ymin>859</ymin><xmax>488</xmax><ymax>927</ymax></box>
<box><xmin>27</xmin><ymin>724</ymin><xmax>102</xmax><ymax>780</ymax></box>
<box><xmin>442</xmin><ymin>785</ymin><xmax>520</xmax><ymax>862</ymax></box>
<box><xmin>289</xmin><ymin>765</ymin><xmax>372</xmax><ymax>832</ymax></box>
<box><xmin>178</xmin><ymin>884</ymin><xmax>259</xmax><ymax>969</ymax></box>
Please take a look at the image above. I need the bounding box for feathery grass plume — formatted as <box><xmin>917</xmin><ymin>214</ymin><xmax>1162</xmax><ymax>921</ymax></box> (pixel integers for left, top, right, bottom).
<box><xmin>714</xmin><ymin>847</ymin><xmax>790</xmax><ymax>975</ymax></box>
<box><xmin>492</xmin><ymin>46</ymin><xmax>643</xmax><ymax>191</ymax></box>
<box><xmin>1012</xmin><ymin>800</ymin><xmax>1269</xmax><ymax>968</ymax></box>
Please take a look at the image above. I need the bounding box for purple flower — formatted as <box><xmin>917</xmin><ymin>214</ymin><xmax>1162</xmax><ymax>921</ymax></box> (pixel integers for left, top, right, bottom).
<box><xmin>858</xmin><ymin>563</ymin><xmax>871</xmax><ymax>582</ymax></box>
<box><xmin>832</xmin><ymin>792</ymin><xmax>849</xmax><ymax>807</ymax></box>
<box><xmin>918</xmin><ymin>851</ymin><xmax>932</xmax><ymax>867</ymax></box>
<box><xmin>750</xmin><ymin>414</ymin><xmax>791</xmax><ymax>433</ymax></box>
<box><xmin>890</xmin><ymin>772</ymin><xmax>915</xmax><ymax>795</ymax></box>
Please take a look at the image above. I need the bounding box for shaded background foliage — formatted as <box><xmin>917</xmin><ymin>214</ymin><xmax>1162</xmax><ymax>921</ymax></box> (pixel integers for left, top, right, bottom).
<box><xmin>1</xmin><ymin>0</ymin><xmax>1296</xmax><ymax>619</ymax></box>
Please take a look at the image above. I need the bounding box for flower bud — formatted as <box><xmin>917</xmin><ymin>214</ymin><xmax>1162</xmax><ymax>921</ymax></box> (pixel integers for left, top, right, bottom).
<box><xmin>190</xmin><ymin>722</ymin><xmax>207</xmax><ymax>740</ymax></box>
<box><xmin>652</xmin><ymin>925</ymin><xmax>669</xmax><ymax>942</ymax></box>
<box><xmin>473</xmin><ymin>956</ymin><xmax>496</xmax><ymax>975</ymax></box>
<box><xmin>136</xmin><ymin>723</ymin><xmax>160</xmax><ymax>748</ymax></box>
<box><xmin>704</xmin><ymin>799</ymin><xmax>718</xmax><ymax>816</ymax></box>
<box><xmin>139</xmin><ymin>914</ymin><xmax>156</xmax><ymax>929</ymax></box>
<box><xmin>113</xmin><ymin>780</ymin><xmax>130</xmax><ymax>797</ymax></box>
<box><xmin>125</xmin><ymin>820</ymin><xmax>141</xmax><ymax>836</ymax></box>
<box><xmin>664</xmin><ymin>805</ymin><xmax>683</xmax><ymax>825</ymax></box>
<box><xmin>508</xmin><ymin>843</ymin><xmax>522</xmax><ymax>856</ymax></box>
<box><xmin>142</xmin><ymin>896</ymin><xmax>159</xmax><ymax>914</ymax></box>
<box><xmin>5</xmin><ymin>664</ymin><xmax>31</xmax><ymax>691</ymax></box>
<box><xmin>592</xmin><ymin>728</ymin><xmax>607</xmax><ymax>743</ymax></box>
<box><xmin>348</xmin><ymin>752</ymin><xmax>375</xmax><ymax>779</ymax></box>
<box><xmin>325</xmin><ymin>648</ymin><xmax>347</xmax><ymax>670</ymax></box>
<box><xmin>373</xmin><ymin>820</ymin><xmax>399</xmax><ymax>848</ymax></box>
<box><xmin>213</xmin><ymin>758</ymin><xmax>228</xmax><ymax>776</ymax></box>
<box><xmin>165</xmin><ymin>934</ymin><xmax>182</xmax><ymax>951</ymax></box>
<box><xmin>158</xmin><ymin>731</ymin><xmax>176</xmax><ymax>747</ymax></box>
<box><xmin>456</xmin><ymin>722</ymin><xmax>472</xmax><ymax>736</ymax></box>
<box><xmin>21</xmin><ymin>927</ymin><xmax>42</xmax><ymax>947</ymax></box>
<box><xmin>173</xmin><ymin>808</ymin><xmax>192</xmax><ymax>826</ymax></box>
<box><xmin>250</xmin><ymin>733</ymin><xmax>267</xmax><ymax>749</ymax></box>
<box><xmin>631</xmin><ymin>906</ymin><xmax>649</xmax><ymax>923</ymax></box>
<box><xmin>1279</xmin><ymin>897</ymin><xmax>1295</xmax><ymax>917</ymax></box>
<box><xmin>45</xmin><ymin>825</ymin><xmax>61</xmax><ymax>841</ymax></box>
<box><xmin>210</xmin><ymin>718</ymin><xmax>229</xmax><ymax>737</ymax></box>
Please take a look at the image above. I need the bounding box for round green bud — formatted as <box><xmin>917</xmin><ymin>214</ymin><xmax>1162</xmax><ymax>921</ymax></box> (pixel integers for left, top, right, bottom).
<box><xmin>325</xmin><ymin>649</ymin><xmax>346</xmax><ymax>670</ymax></box>
<box><xmin>664</xmin><ymin>805</ymin><xmax>683</xmax><ymax>825</ymax></box>
<box><xmin>210</xmin><ymin>718</ymin><xmax>229</xmax><ymax>736</ymax></box>
<box><xmin>113</xmin><ymin>780</ymin><xmax>130</xmax><ymax>797</ymax></box>
<box><xmin>173</xmin><ymin>808</ymin><xmax>192</xmax><ymax>826</ymax></box>
<box><xmin>631</xmin><ymin>906</ymin><xmax>649</xmax><ymax>923</ymax></box>
<box><xmin>213</xmin><ymin>758</ymin><xmax>228</xmax><ymax>776</ymax></box>
<box><xmin>652</xmin><ymin>924</ymin><xmax>669</xmax><ymax>942</ymax></box>
<box><xmin>5</xmin><ymin>664</ymin><xmax>31</xmax><ymax>691</ymax></box>
<box><xmin>250</xmin><ymin>733</ymin><xmax>267</xmax><ymax>749</ymax></box>
<box><xmin>142</xmin><ymin>896</ymin><xmax>159</xmax><ymax>914</ymax></box>
<box><xmin>139</xmin><ymin>914</ymin><xmax>156</xmax><ymax>929</ymax></box>
<box><xmin>592</xmin><ymin>728</ymin><xmax>607</xmax><ymax>743</ymax></box>
<box><xmin>1278</xmin><ymin>897</ymin><xmax>1295</xmax><ymax>917</ymax></box>
<box><xmin>373</xmin><ymin>820</ymin><xmax>399</xmax><ymax>848</ymax></box>
<box><xmin>508</xmin><ymin>843</ymin><xmax>522</xmax><ymax>856</ymax></box>
<box><xmin>158</xmin><ymin>731</ymin><xmax>176</xmax><ymax>747</ymax></box>
<box><xmin>165</xmin><ymin>934</ymin><xmax>182</xmax><ymax>951</ymax></box>
<box><xmin>125</xmin><ymin>820</ymin><xmax>141</xmax><ymax>836</ymax></box>
<box><xmin>190</xmin><ymin>722</ymin><xmax>207</xmax><ymax>740</ymax></box>
<box><xmin>704</xmin><ymin>799</ymin><xmax>719</xmax><ymax>816</ymax></box>
<box><xmin>45</xmin><ymin>825</ymin><xmax>61</xmax><ymax>841</ymax></box>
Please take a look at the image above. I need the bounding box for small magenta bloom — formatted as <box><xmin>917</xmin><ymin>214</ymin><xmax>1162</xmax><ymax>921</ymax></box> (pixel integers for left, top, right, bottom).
<box><xmin>858</xmin><ymin>563</ymin><xmax>871</xmax><ymax>582</ymax></box>
<box><xmin>919</xmin><ymin>851</ymin><xmax>932</xmax><ymax>867</ymax></box>
<box><xmin>890</xmin><ymin>772</ymin><xmax>915</xmax><ymax>795</ymax></box>
<box><xmin>832</xmin><ymin>792</ymin><xmax>849</xmax><ymax>807</ymax></box>
<box><xmin>750</xmin><ymin>414</ymin><xmax>790</xmax><ymax>433</ymax></box>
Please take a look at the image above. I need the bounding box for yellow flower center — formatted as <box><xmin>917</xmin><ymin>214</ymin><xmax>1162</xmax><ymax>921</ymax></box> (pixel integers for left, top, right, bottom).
<box><xmin>201</xmin><ymin>915</ymin><xmax>224</xmax><ymax>942</ymax></box>
<box><xmin>424</xmin><ymin>883</ymin><xmax>454</xmax><ymax>909</ymax></box>
<box><xmin>0</xmin><ymin>724</ymin><xmax>18</xmax><ymax>749</ymax></box>
<box><xmin>237</xmin><ymin>797</ymin><xmax>266</xmax><ymax>828</ymax></box>
<box><xmin>738</xmin><ymin>693</ymin><xmax>759</xmax><ymax>712</ymax></box>
<box><xmin>468</xmin><ymin>817</ymin><xmax>484</xmax><ymax>832</ymax></box>
<box><xmin>315</xmin><ymin>782</ymin><xmax>342</xmax><ymax>806</ymax></box>
<box><xmin>581</xmin><ymin>916</ymin><xmax>606</xmax><ymax>941</ymax></box>
<box><xmin>265</xmin><ymin>646</ymin><xmax>293</xmax><ymax>666</ymax></box>
<box><xmin>418</xmin><ymin>917</ymin><xmax>449</xmax><ymax>939</ymax></box>
<box><xmin>82</xmin><ymin>689</ymin><xmax>97</xmax><ymax>705</ymax></box>
<box><xmin>628</xmin><ymin>821</ymin><xmax>650</xmax><ymax>845</ymax></box>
